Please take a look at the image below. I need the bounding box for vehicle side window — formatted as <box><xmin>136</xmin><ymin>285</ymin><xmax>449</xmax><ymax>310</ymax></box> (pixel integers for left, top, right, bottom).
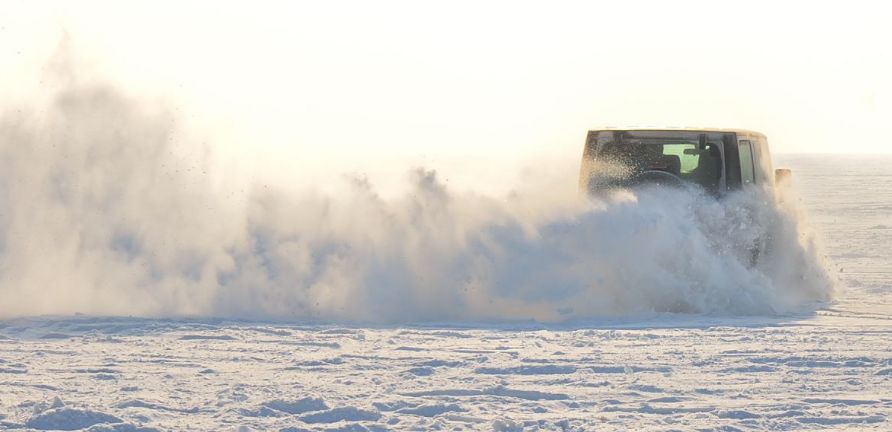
<box><xmin>757</xmin><ymin>138</ymin><xmax>774</xmax><ymax>184</ymax></box>
<box><xmin>738</xmin><ymin>140</ymin><xmax>756</xmax><ymax>185</ymax></box>
<box><xmin>750</xmin><ymin>138</ymin><xmax>763</xmax><ymax>183</ymax></box>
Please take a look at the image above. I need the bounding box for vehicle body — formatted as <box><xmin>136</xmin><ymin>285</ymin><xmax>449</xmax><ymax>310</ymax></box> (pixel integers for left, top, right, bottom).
<box><xmin>578</xmin><ymin>127</ymin><xmax>788</xmax><ymax>196</ymax></box>
<box><xmin>579</xmin><ymin>127</ymin><xmax>791</xmax><ymax>266</ymax></box>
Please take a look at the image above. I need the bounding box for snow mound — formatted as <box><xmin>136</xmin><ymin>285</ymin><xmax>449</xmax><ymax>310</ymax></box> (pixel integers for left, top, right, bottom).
<box><xmin>263</xmin><ymin>398</ymin><xmax>329</xmax><ymax>415</ymax></box>
<box><xmin>115</xmin><ymin>399</ymin><xmax>200</xmax><ymax>414</ymax></box>
<box><xmin>26</xmin><ymin>407</ymin><xmax>122</xmax><ymax>431</ymax></box>
<box><xmin>395</xmin><ymin>403</ymin><xmax>466</xmax><ymax>417</ymax></box>
<box><xmin>85</xmin><ymin>423</ymin><xmax>162</xmax><ymax>432</ymax></box>
<box><xmin>299</xmin><ymin>407</ymin><xmax>381</xmax><ymax>424</ymax></box>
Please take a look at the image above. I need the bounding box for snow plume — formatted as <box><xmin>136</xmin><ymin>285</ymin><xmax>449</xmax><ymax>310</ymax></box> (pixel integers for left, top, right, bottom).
<box><xmin>0</xmin><ymin>83</ymin><xmax>835</xmax><ymax>322</ymax></box>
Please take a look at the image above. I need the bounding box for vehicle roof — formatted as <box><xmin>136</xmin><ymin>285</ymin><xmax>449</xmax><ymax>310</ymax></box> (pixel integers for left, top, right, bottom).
<box><xmin>589</xmin><ymin>126</ymin><xmax>766</xmax><ymax>139</ymax></box>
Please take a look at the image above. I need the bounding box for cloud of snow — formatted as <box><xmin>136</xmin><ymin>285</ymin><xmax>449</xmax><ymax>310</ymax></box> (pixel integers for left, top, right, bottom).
<box><xmin>0</xmin><ymin>79</ymin><xmax>835</xmax><ymax>323</ymax></box>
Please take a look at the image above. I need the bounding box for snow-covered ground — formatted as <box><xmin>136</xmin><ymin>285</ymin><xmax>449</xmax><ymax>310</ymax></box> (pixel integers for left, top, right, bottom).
<box><xmin>1</xmin><ymin>155</ymin><xmax>890</xmax><ymax>431</ymax></box>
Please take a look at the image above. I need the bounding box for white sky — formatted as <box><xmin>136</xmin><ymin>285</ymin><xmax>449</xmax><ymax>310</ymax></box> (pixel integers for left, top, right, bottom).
<box><xmin>2</xmin><ymin>1</ymin><xmax>891</xmax><ymax>189</ymax></box>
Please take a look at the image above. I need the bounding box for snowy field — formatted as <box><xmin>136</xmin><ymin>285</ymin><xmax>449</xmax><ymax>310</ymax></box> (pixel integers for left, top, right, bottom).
<box><xmin>1</xmin><ymin>155</ymin><xmax>891</xmax><ymax>431</ymax></box>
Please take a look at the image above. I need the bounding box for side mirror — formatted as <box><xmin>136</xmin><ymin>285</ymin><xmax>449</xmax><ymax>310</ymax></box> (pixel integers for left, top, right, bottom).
<box><xmin>775</xmin><ymin>168</ymin><xmax>792</xmax><ymax>184</ymax></box>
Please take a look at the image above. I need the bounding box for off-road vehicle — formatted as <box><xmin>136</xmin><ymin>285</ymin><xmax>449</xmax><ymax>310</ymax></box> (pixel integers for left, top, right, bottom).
<box><xmin>578</xmin><ymin>128</ymin><xmax>789</xmax><ymax>195</ymax></box>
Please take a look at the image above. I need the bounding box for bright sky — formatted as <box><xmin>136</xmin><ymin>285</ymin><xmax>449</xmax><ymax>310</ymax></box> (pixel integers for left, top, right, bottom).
<box><xmin>2</xmin><ymin>1</ymin><xmax>890</xmax><ymax>189</ymax></box>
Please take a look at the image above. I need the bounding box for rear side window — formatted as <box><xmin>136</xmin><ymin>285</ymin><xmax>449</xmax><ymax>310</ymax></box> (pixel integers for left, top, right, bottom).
<box><xmin>738</xmin><ymin>140</ymin><xmax>756</xmax><ymax>185</ymax></box>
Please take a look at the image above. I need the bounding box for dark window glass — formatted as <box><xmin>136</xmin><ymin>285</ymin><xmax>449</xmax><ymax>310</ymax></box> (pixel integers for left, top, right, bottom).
<box><xmin>738</xmin><ymin>140</ymin><xmax>756</xmax><ymax>185</ymax></box>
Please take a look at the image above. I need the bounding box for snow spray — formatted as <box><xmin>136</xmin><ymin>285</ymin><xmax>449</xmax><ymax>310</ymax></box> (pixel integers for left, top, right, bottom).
<box><xmin>0</xmin><ymin>83</ymin><xmax>835</xmax><ymax>322</ymax></box>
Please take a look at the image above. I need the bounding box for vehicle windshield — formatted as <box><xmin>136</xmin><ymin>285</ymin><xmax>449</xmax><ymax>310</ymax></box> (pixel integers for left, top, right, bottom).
<box><xmin>596</xmin><ymin>139</ymin><xmax>722</xmax><ymax>192</ymax></box>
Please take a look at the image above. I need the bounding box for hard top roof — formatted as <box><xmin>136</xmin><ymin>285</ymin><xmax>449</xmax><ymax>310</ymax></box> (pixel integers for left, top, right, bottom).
<box><xmin>589</xmin><ymin>126</ymin><xmax>766</xmax><ymax>139</ymax></box>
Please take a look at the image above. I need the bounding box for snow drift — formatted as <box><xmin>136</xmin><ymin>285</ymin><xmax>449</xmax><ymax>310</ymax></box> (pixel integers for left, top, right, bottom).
<box><xmin>0</xmin><ymin>82</ymin><xmax>835</xmax><ymax>322</ymax></box>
